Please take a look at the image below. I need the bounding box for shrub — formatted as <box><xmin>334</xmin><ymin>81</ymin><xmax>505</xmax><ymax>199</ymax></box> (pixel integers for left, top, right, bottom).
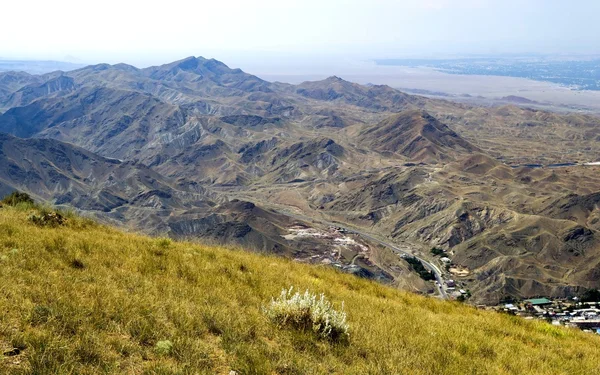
<box><xmin>2</xmin><ymin>191</ymin><xmax>34</xmax><ymax>206</ymax></box>
<box><xmin>405</xmin><ymin>256</ymin><xmax>435</xmax><ymax>281</ymax></box>
<box><xmin>430</xmin><ymin>247</ymin><xmax>445</xmax><ymax>256</ymax></box>
<box><xmin>265</xmin><ymin>287</ymin><xmax>349</xmax><ymax>341</ymax></box>
<box><xmin>28</xmin><ymin>211</ymin><xmax>67</xmax><ymax>227</ymax></box>
<box><xmin>156</xmin><ymin>340</ymin><xmax>174</xmax><ymax>355</ymax></box>
<box><xmin>157</xmin><ymin>238</ymin><xmax>172</xmax><ymax>248</ymax></box>
<box><xmin>580</xmin><ymin>288</ymin><xmax>600</xmax><ymax>302</ymax></box>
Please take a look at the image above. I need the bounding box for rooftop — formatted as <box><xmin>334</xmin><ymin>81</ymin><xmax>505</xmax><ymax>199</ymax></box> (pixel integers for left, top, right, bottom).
<box><xmin>526</xmin><ymin>298</ymin><xmax>552</xmax><ymax>305</ymax></box>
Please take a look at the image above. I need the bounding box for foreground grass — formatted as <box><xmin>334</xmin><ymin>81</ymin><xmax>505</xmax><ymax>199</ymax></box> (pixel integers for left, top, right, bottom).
<box><xmin>0</xmin><ymin>206</ymin><xmax>599</xmax><ymax>374</ymax></box>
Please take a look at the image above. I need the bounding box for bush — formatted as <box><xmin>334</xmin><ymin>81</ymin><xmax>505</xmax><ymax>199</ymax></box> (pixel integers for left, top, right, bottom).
<box><xmin>28</xmin><ymin>211</ymin><xmax>67</xmax><ymax>227</ymax></box>
<box><xmin>580</xmin><ymin>289</ymin><xmax>600</xmax><ymax>303</ymax></box>
<box><xmin>430</xmin><ymin>247</ymin><xmax>445</xmax><ymax>256</ymax></box>
<box><xmin>265</xmin><ymin>287</ymin><xmax>349</xmax><ymax>341</ymax></box>
<box><xmin>405</xmin><ymin>257</ymin><xmax>435</xmax><ymax>281</ymax></box>
<box><xmin>155</xmin><ymin>340</ymin><xmax>174</xmax><ymax>355</ymax></box>
<box><xmin>2</xmin><ymin>191</ymin><xmax>34</xmax><ymax>206</ymax></box>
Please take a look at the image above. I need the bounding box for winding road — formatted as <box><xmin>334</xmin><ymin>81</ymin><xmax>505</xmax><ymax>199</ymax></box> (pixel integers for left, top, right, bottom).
<box><xmin>268</xmin><ymin>207</ymin><xmax>449</xmax><ymax>299</ymax></box>
<box><xmin>208</xmin><ymin>185</ymin><xmax>449</xmax><ymax>299</ymax></box>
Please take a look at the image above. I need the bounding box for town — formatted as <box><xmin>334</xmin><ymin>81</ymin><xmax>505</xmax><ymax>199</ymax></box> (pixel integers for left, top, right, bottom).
<box><xmin>489</xmin><ymin>293</ymin><xmax>600</xmax><ymax>334</ymax></box>
<box><xmin>427</xmin><ymin>246</ymin><xmax>600</xmax><ymax>334</ymax></box>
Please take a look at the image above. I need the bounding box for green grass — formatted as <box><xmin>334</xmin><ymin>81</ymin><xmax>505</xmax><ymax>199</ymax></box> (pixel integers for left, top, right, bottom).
<box><xmin>1</xmin><ymin>205</ymin><xmax>600</xmax><ymax>374</ymax></box>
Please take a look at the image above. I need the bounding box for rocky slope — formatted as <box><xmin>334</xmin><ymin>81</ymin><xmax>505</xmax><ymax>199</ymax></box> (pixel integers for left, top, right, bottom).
<box><xmin>359</xmin><ymin>110</ymin><xmax>479</xmax><ymax>162</ymax></box>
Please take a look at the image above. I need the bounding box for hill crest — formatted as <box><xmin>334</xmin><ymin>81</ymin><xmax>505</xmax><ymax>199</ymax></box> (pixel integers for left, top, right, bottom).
<box><xmin>360</xmin><ymin>109</ymin><xmax>479</xmax><ymax>162</ymax></box>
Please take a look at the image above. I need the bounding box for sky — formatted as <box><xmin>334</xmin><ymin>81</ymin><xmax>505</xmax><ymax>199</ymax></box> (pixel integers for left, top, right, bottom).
<box><xmin>1</xmin><ymin>0</ymin><xmax>599</xmax><ymax>69</ymax></box>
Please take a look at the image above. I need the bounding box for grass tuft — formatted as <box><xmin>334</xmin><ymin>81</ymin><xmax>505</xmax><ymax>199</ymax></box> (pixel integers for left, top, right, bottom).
<box><xmin>265</xmin><ymin>287</ymin><xmax>349</xmax><ymax>342</ymax></box>
<box><xmin>155</xmin><ymin>340</ymin><xmax>174</xmax><ymax>356</ymax></box>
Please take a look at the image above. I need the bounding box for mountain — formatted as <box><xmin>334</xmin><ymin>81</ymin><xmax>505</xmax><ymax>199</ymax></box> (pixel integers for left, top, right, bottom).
<box><xmin>1</xmin><ymin>73</ymin><xmax>76</xmax><ymax>109</ymax></box>
<box><xmin>265</xmin><ymin>138</ymin><xmax>345</xmax><ymax>183</ymax></box>
<box><xmin>294</xmin><ymin>75</ymin><xmax>423</xmax><ymax>111</ymax></box>
<box><xmin>0</xmin><ymin>131</ymin><xmax>401</xmax><ymax>286</ymax></box>
<box><xmin>143</xmin><ymin>56</ymin><xmax>273</xmax><ymax>95</ymax></box>
<box><xmin>0</xmin><ymin>56</ymin><xmax>599</xmax><ymax>304</ymax></box>
<box><xmin>0</xmin><ymin>71</ymin><xmax>41</xmax><ymax>109</ymax></box>
<box><xmin>359</xmin><ymin>109</ymin><xmax>479</xmax><ymax>162</ymax></box>
<box><xmin>1</xmin><ymin>206</ymin><xmax>599</xmax><ymax>374</ymax></box>
<box><xmin>539</xmin><ymin>192</ymin><xmax>600</xmax><ymax>231</ymax></box>
<box><xmin>0</xmin><ymin>132</ymin><xmax>184</xmax><ymax>212</ymax></box>
<box><xmin>0</xmin><ymin>86</ymin><xmax>190</xmax><ymax>160</ymax></box>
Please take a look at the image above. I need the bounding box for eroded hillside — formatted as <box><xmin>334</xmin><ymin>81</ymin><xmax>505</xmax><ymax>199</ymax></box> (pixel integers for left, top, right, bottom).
<box><xmin>0</xmin><ymin>56</ymin><xmax>599</xmax><ymax>303</ymax></box>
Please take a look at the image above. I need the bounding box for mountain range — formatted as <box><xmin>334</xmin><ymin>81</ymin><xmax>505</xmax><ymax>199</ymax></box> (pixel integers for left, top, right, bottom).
<box><xmin>1</xmin><ymin>56</ymin><xmax>600</xmax><ymax>304</ymax></box>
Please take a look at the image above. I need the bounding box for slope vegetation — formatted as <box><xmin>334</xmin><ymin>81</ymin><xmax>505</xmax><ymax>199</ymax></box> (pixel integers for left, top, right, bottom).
<box><xmin>0</xmin><ymin>206</ymin><xmax>599</xmax><ymax>374</ymax></box>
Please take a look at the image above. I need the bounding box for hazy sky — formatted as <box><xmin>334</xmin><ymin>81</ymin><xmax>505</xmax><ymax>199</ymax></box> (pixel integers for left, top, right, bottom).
<box><xmin>1</xmin><ymin>0</ymin><xmax>599</xmax><ymax>68</ymax></box>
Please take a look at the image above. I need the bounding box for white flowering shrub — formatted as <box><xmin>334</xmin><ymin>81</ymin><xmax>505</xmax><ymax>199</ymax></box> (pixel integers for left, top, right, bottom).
<box><xmin>265</xmin><ymin>287</ymin><xmax>349</xmax><ymax>341</ymax></box>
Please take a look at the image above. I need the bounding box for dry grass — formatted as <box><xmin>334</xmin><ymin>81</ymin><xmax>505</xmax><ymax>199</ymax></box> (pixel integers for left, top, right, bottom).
<box><xmin>1</xmin><ymin>205</ymin><xmax>600</xmax><ymax>374</ymax></box>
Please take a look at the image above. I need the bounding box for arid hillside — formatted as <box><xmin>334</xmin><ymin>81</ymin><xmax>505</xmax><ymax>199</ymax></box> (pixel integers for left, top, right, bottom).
<box><xmin>0</xmin><ymin>56</ymin><xmax>599</xmax><ymax>303</ymax></box>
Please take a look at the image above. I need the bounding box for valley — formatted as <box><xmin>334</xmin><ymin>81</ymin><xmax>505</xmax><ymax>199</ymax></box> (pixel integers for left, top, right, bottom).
<box><xmin>1</xmin><ymin>56</ymin><xmax>599</xmax><ymax>304</ymax></box>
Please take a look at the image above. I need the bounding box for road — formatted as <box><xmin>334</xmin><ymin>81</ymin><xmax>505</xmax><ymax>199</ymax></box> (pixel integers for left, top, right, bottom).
<box><xmin>206</xmin><ymin>185</ymin><xmax>449</xmax><ymax>299</ymax></box>
<box><xmin>269</xmin><ymin>208</ymin><xmax>449</xmax><ymax>299</ymax></box>
<box><xmin>348</xmin><ymin>230</ymin><xmax>448</xmax><ymax>299</ymax></box>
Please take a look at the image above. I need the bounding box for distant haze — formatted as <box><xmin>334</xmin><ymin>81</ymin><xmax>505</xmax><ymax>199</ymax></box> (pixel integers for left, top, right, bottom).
<box><xmin>2</xmin><ymin>0</ymin><xmax>599</xmax><ymax>69</ymax></box>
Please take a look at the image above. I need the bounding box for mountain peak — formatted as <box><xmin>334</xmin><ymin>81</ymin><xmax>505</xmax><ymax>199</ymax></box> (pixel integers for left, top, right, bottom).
<box><xmin>359</xmin><ymin>110</ymin><xmax>478</xmax><ymax>162</ymax></box>
<box><xmin>180</xmin><ymin>56</ymin><xmax>200</xmax><ymax>62</ymax></box>
<box><xmin>325</xmin><ymin>75</ymin><xmax>344</xmax><ymax>81</ymax></box>
<box><xmin>388</xmin><ymin>109</ymin><xmax>434</xmax><ymax>128</ymax></box>
<box><xmin>171</xmin><ymin>56</ymin><xmax>202</xmax><ymax>71</ymax></box>
<box><xmin>145</xmin><ymin>56</ymin><xmax>239</xmax><ymax>78</ymax></box>
<box><xmin>112</xmin><ymin>63</ymin><xmax>139</xmax><ymax>72</ymax></box>
<box><xmin>72</xmin><ymin>62</ymin><xmax>138</xmax><ymax>74</ymax></box>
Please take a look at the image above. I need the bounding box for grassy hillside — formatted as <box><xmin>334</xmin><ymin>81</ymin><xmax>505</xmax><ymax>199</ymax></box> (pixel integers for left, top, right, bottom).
<box><xmin>1</xmin><ymin>205</ymin><xmax>600</xmax><ymax>374</ymax></box>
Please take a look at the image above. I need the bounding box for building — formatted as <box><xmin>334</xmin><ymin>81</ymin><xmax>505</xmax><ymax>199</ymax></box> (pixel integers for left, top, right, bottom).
<box><xmin>570</xmin><ymin>320</ymin><xmax>600</xmax><ymax>330</ymax></box>
<box><xmin>525</xmin><ymin>298</ymin><xmax>552</xmax><ymax>306</ymax></box>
